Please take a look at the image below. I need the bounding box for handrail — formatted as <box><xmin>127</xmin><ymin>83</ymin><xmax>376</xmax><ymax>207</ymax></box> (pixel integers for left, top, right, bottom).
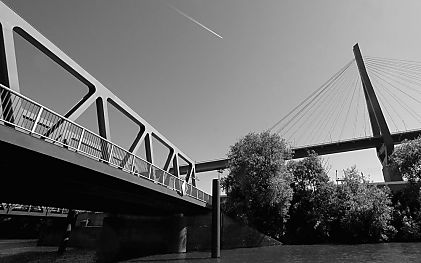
<box><xmin>0</xmin><ymin>84</ymin><xmax>211</xmax><ymax>203</ymax></box>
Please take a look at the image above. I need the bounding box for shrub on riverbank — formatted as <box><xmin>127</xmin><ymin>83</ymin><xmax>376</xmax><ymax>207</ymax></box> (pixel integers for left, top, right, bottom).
<box><xmin>389</xmin><ymin>136</ymin><xmax>421</xmax><ymax>242</ymax></box>
<box><xmin>285</xmin><ymin>162</ymin><xmax>395</xmax><ymax>244</ymax></box>
<box><xmin>331</xmin><ymin>167</ymin><xmax>395</xmax><ymax>243</ymax></box>
<box><xmin>391</xmin><ymin>182</ymin><xmax>421</xmax><ymax>242</ymax></box>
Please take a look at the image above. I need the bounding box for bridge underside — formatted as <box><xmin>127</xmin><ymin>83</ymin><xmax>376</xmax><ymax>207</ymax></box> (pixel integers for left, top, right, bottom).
<box><xmin>0</xmin><ymin>125</ymin><xmax>210</xmax><ymax>216</ymax></box>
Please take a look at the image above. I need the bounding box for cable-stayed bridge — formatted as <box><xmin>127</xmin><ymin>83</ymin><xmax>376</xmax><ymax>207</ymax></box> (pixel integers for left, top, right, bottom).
<box><xmin>195</xmin><ymin>45</ymin><xmax>421</xmax><ymax>183</ymax></box>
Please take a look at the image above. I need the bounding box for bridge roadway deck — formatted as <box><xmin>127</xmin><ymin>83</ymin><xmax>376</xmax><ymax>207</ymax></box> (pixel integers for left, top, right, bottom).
<box><xmin>193</xmin><ymin>130</ymin><xmax>421</xmax><ymax>173</ymax></box>
<box><xmin>0</xmin><ymin>124</ymin><xmax>210</xmax><ymax>216</ymax></box>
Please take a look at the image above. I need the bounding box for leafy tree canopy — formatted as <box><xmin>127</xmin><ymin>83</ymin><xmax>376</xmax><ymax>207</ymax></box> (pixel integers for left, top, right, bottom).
<box><xmin>222</xmin><ymin>131</ymin><xmax>293</xmax><ymax>238</ymax></box>
<box><xmin>285</xmin><ymin>152</ymin><xmax>332</xmax><ymax>243</ymax></box>
<box><xmin>335</xmin><ymin>166</ymin><xmax>395</xmax><ymax>242</ymax></box>
<box><xmin>390</xmin><ymin>136</ymin><xmax>421</xmax><ymax>182</ymax></box>
<box><xmin>287</xmin><ymin>151</ymin><xmax>329</xmax><ymax>192</ymax></box>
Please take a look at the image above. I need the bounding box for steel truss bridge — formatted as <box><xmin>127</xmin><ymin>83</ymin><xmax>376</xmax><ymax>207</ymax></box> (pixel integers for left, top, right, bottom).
<box><xmin>0</xmin><ymin>1</ymin><xmax>210</xmax><ymax>216</ymax></box>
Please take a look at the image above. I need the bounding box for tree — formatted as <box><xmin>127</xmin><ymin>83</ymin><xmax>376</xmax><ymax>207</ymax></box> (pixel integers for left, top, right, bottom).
<box><xmin>285</xmin><ymin>152</ymin><xmax>332</xmax><ymax>243</ymax></box>
<box><xmin>222</xmin><ymin>131</ymin><xmax>293</xmax><ymax>239</ymax></box>
<box><xmin>390</xmin><ymin>136</ymin><xmax>421</xmax><ymax>182</ymax></box>
<box><xmin>389</xmin><ymin>136</ymin><xmax>421</xmax><ymax>241</ymax></box>
<box><xmin>288</xmin><ymin>151</ymin><xmax>329</xmax><ymax>191</ymax></box>
<box><xmin>334</xmin><ymin>167</ymin><xmax>395</xmax><ymax>242</ymax></box>
<box><xmin>391</xmin><ymin>182</ymin><xmax>421</xmax><ymax>241</ymax></box>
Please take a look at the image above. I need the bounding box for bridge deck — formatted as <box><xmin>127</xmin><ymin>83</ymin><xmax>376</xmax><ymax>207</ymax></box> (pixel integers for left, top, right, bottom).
<box><xmin>0</xmin><ymin>124</ymin><xmax>210</xmax><ymax>215</ymax></box>
<box><xmin>194</xmin><ymin>130</ymin><xmax>421</xmax><ymax>173</ymax></box>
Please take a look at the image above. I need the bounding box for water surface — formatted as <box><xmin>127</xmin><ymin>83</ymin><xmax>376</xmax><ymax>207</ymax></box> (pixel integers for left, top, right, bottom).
<box><xmin>125</xmin><ymin>243</ymin><xmax>421</xmax><ymax>263</ymax></box>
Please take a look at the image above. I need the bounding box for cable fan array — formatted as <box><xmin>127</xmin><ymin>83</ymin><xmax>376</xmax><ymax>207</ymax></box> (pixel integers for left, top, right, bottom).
<box><xmin>270</xmin><ymin>56</ymin><xmax>421</xmax><ymax>148</ymax></box>
<box><xmin>365</xmin><ymin>57</ymin><xmax>421</xmax><ymax>133</ymax></box>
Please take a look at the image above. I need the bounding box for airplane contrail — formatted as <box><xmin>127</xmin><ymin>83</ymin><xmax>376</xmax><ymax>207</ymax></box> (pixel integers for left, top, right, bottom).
<box><xmin>167</xmin><ymin>3</ymin><xmax>223</xmax><ymax>39</ymax></box>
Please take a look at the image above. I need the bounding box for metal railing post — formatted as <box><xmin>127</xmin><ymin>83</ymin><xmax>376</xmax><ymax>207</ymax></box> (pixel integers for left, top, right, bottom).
<box><xmin>108</xmin><ymin>144</ymin><xmax>114</xmax><ymax>163</ymax></box>
<box><xmin>148</xmin><ymin>164</ymin><xmax>152</xmax><ymax>179</ymax></box>
<box><xmin>31</xmin><ymin>107</ymin><xmax>43</xmax><ymax>133</ymax></box>
<box><xmin>130</xmin><ymin>155</ymin><xmax>136</xmax><ymax>174</ymax></box>
<box><xmin>76</xmin><ymin>129</ymin><xmax>85</xmax><ymax>152</ymax></box>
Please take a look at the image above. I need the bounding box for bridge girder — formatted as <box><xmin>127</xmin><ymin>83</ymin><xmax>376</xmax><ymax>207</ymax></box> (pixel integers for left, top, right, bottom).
<box><xmin>189</xmin><ymin>129</ymin><xmax>421</xmax><ymax>174</ymax></box>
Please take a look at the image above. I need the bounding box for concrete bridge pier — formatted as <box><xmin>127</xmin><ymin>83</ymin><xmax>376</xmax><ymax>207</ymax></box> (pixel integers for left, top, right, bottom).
<box><xmin>382</xmin><ymin>165</ymin><xmax>402</xmax><ymax>182</ymax></box>
<box><xmin>96</xmin><ymin>213</ymin><xmax>187</xmax><ymax>263</ymax></box>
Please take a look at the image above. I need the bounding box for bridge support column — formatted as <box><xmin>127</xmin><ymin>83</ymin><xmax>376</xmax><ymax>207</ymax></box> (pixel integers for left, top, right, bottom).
<box><xmin>96</xmin><ymin>213</ymin><xmax>187</xmax><ymax>263</ymax></box>
<box><xmin>383</xmin><ymin>165</ymin><xmax>402</xmax><ymax>182</ymax></box>
<box><xmin>353</xmin><ymin>43</ymin><xmax>397</xmax><ymax>182</ymax></box>
<box><xmin>211</xmin><ymin>178</ymin><xmax>221</xmax><ymax>258</ymax></box>
<box><xmin>57</xmin><ymin>209</ymin><xmax>78</xmax><ymax>255</ymax></box>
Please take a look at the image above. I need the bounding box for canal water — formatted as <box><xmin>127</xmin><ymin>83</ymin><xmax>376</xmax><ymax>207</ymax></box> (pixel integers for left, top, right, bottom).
<box><xmin>126</xmin><ymin>243</ymin><xmax>421</xmax><ymax>263</ymax></box>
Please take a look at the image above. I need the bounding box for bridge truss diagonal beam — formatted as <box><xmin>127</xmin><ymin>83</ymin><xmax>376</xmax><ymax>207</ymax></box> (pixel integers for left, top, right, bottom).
<box><xmin>0</xmin><ymin>2</ymin><xmax>198</xmax><ymax>185</ymax></box>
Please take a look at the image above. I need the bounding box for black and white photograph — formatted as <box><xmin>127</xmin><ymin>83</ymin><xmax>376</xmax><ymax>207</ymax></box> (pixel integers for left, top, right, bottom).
<box><xmin>0</xmin><ymin>1</ymin><xmax>421</xmax><ymax>262</ymax></box>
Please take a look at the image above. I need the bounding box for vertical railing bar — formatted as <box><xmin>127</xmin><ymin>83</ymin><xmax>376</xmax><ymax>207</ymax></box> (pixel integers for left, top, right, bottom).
<box><xmin>149</xmin><ymin>165</ymin><xmax>153</xmax><ymax>181</ymax></box>
<box><xmin>14</xmin><ymin>100</ymin><xmax>23</xmax><ymax>126</ymax></box>
<box><xmin>31</xmin><ymin>104</ymin><xmax>39</xmax><ymax>126</ymax></box>
<box><xmin>25</xmin><ymin>103</ymin><xmax>34</xmax><ymax>129</ymax></box>
<box><xmin>131</xmin><ymin>155</ymin><xmax>136</xmax><ymax>174</ymax></box>
<box><xmin>97</xmin><ymin>136</ymin><xmax>102</xmax><ymax>159</ymax></box>
<box><xmin>61</xmin><ymin>121</ymin><xmax>68</xmax><ymax>143</ymax></box>
<box><xmin>77</xmin><ymin>129</ymin><xmax>85</xmax><ymax>152</ymax></box>
<box><xmin>90</xmin><ymin>133</ymin><xmax>96</xmax><ymax>157</ymax></box>
<box><xmin>68</xmin><ymin>124</ymin><xmax>75</xmax><ymax>148</ymax></box>
<box><xmin>1</xmin><ymin>90</ymin><xmax>10</xmax><ymax>120</ymax></box>
<box><xmin>87</xmin><ymin>132</ymin><xmax>93</xmax><ymax>156</ymax></box>
<box><xmin>2</xmin><ymin>91</ymin><xmax>15</xmax><ymax>118</ymax></box>
<box><xmin>3</xmin><ymin>93</ymin><xmax>15</xmax><ymax>121</ymax></box>
<box><xmin>91</xmin><ymin>134</ymin><xmax>97</xmax><ymax>158</ymax></box>
<box><xmin>31</xmin><ymin>107</ymin><xmax>43</xmax><ymax>133</ymax></box>
<box><xmin>108</xmin><ymin>144</ymin><xmax>114</xmax><ymax>163</ymax></box>
<box><xmin>74</xmin><ymin>126</ymin><xmax>80</xmax><ymax>148</ymax></box>
<box><xmin>174</xmin><ymin>177</ymin><xmax>176</xmax><ymax>191</ymax></box>
<box><xmin>10</xmin><ymin>96</ymin><xmax>20</xmax><ymax>126</ymax></box>
<box><xmin>54</xmin><ymin>115</ymin><xmax>62</xmax><ymax>140</ymax></box>
<box><xmin>69</xmin><ymin>125</ymin><xmax>76</xmax><ymax>147</ymax></box>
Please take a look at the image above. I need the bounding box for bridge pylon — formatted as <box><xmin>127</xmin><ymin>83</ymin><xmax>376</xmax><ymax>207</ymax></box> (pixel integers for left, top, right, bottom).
<box><xmin>353</xmin><ymin>43</ymin><xmax>401</xmax><ymax>182</ymax></box>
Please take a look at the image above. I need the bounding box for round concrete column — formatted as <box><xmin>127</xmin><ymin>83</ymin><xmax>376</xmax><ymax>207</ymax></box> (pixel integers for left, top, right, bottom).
<box><xmin>167</xmin><ymin>213</ymin><xmax>187</xmax><ymax>253</ymax></box>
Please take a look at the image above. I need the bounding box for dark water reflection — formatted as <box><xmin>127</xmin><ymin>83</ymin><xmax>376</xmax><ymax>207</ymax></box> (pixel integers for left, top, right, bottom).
<box><xmin>126</xmin><ymin>243</ymin><xmax>421</xmax><ymax>263</ymax></box>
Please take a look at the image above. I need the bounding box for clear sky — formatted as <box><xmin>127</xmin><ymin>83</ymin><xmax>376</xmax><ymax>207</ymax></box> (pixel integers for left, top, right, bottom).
<box><xmin>3</xmin><ymin>0</ymin><xmax>421</xmax><ymax>193</ymax></box>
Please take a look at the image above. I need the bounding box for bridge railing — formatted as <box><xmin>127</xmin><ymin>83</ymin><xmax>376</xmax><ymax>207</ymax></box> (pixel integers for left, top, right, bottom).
<box><xmin>0</xmin><ymin>84</ymin><xmax>210</xmax><ymax>204</ymax></box>
<box><xmin>0</xmin><ymin>203</ymin><xmax>68</xmax><ymax>217</ymax></box>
